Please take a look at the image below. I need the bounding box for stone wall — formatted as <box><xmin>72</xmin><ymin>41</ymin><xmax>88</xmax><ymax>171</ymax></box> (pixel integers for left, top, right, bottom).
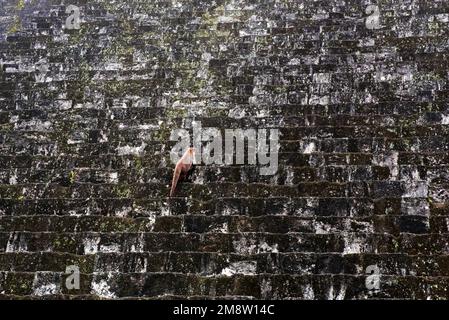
<box><xmin>0</xmin><ymin>0</ymin><xmax>449</xmax><ymax>299</ymax></box>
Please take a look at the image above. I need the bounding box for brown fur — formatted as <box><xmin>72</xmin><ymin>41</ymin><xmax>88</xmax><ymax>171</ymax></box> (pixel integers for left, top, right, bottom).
<box><xmin>170</xmin><ymin>147</ymin><xmax>195</xmax><ymax>197</ymax></box>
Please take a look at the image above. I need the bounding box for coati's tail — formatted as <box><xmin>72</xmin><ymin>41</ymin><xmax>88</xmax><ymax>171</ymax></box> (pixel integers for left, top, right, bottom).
<box><xmin>170</xmin><ymin>166</ymin><xmax>181</xmax><ymax>197</ymax></box>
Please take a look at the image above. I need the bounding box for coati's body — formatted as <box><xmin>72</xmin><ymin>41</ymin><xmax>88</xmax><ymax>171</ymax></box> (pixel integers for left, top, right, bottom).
<box><xmin>170</xmin><ymin>148</ymin><xmax>195</xmax><ymax>197</ymax></box>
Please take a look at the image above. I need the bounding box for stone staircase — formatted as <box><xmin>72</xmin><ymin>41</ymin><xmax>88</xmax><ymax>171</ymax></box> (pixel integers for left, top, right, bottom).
<box><xmin>0</xmin><ymin>0</ymin><xmax>449</xmax><ymax>299</ymax></box>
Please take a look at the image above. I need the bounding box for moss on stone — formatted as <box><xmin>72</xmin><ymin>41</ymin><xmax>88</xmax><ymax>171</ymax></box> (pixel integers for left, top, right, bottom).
<box><xmin>7</xmin><ymin>16</ymin><xmax>22</xmax><ymax>34</ymax></box>
<box><xmin>114</xmin><ymin>185</ymin><xmax>131</xmax><ymax>198</ymax></box>
<box><xmin>0</xmin><ymin>123</ymin><xmax>14</xmax><ymax>131</ymax></box>
<box><xmin>66</xmin><ymin>59</ymin><xmax>92</xmax><ymax>102</ymax></box>
<box><xmin>69</xmin><ymin>171</ymin><xmax>77</xmax><ymax>184</ymax></box>
<box><xmin>102</xmin><ymin>81</ymin><xmax>129</xmax><ymax>98</ymax></box>
<box><xmin>166</xmin><ymin>107</ymin><xmax>188</xmax><ymax>119</ymax></box>
<box><xmin>67</xmin><ymin>25</ymin><xmax>88</xmax><ymax>45</ymax></box>
<box><xmin>134</xmin><ymin>157</ymin><xmax>143</xmax><ymax>170</ymax></box>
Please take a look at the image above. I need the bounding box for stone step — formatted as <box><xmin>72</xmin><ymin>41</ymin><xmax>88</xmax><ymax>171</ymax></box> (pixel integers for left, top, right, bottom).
<box><xmin>1</xmin><ymin>152</ymin><xmax>449</xmax><ymax>172</ymax></box>
<box><xmin>1</xmin><ymin>152</ymin><xmax>449</xmax><ymax>171</ymax></box>
<box><xmin>0</xmin><ymin>232</ymin><xmax>448</xmax><ymax>255</ymax></box>
<box><xmin>2</xmin><ymin>101</ymin><xmax>446</xmax><ymax>117</ymax></box>
<box><xmin>0</xmin><ymin>272</ymin><xmax>448</xmax><ymax>299</ymax></box>
<box><xmin>1</xmin><ymin>115</ymin><xmax>446</xmax><ymax>134</ymax></box>
<box><xmin>2</xmin><ymin>137</ymin><xmax>449</xmax><ymax>155</ymax></box>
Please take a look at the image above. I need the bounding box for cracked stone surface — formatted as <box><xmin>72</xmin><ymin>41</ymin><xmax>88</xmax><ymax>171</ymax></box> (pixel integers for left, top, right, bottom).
<box><xmin>0</xmin><ymin>0</ymin><xmax>449</xmax><ymax>299</ymax></box>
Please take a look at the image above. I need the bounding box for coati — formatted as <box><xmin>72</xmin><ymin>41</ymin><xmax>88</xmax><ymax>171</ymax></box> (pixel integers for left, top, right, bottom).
<box><xmin>170</xmin><ymin>147</ymin><xmax>195</xmax><ymax>197</ymax></box>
